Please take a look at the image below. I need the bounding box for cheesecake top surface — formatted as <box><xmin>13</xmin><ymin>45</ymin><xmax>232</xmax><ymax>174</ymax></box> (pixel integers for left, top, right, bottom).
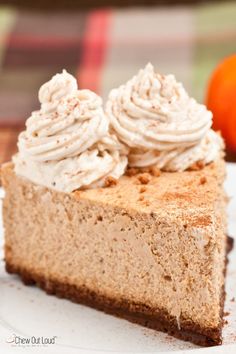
<box><xmin>73</xmin><ymin>159</ymin><xmax>225</xmax><ymax>223</ymax></box>
<box><xmin>2</xmin><ymin>159</ymin><xmax>225</xmax><ymax>228</ymax></box>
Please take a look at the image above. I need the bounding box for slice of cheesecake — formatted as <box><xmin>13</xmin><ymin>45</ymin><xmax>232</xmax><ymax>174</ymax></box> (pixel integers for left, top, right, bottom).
<box><xmin>1</xmin><ymin>158</ymin><xmax>228</xmax><ymax>346</ymax></box>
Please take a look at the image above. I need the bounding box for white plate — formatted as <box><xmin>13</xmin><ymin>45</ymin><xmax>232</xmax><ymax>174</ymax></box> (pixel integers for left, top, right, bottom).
<box><xmin>0</xmin><ymin>165</ymin><xmax>236</xmax><ymax>354</ymax></box>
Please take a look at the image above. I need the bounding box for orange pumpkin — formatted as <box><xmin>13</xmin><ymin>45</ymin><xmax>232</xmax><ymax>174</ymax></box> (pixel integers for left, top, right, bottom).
<box><xmin>206</xmin><ymin>54</ymin><xmax>236</xmax><ymax>152</ymax></box>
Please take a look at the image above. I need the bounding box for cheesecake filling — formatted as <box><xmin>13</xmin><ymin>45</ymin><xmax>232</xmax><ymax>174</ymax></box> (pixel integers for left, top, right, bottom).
<box><xmin>106</xmin><ymin>63</ymin><xmax>223</xmax><ymax>171</ymax></box>
<box><xmin>13</xmin><ymin>70</ymin><xmax>128</xmax><ymax>192</ymax></box>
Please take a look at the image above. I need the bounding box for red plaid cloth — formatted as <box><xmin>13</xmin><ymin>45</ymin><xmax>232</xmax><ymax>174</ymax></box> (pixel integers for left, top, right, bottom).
<box><xmin>0</xmin><ymin>4</ymin><xmax>236</xmax><ymax>164</ymax></box>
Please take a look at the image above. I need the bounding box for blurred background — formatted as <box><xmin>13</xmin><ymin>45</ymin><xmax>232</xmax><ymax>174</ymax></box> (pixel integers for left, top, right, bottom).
<box><xmin>0</xmin><ymin>0</ymin><xmax>236</xmax><ymax>164</ymax></box>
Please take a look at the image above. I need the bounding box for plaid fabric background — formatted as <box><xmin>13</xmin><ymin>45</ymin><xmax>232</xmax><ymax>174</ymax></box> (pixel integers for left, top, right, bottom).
<box><xmin>0</xmin><ymin>1</ymin><xmax>236</xmax><ymax>164</ymax></box>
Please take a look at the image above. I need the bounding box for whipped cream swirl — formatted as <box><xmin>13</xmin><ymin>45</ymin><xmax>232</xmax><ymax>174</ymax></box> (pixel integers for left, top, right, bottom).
<box><xmin>106</xmin><ymin>63</ymin><xmax>223</xmax><ymax>171</ymax></box>
<box><xmin>14</xmin><ymin>70</ymin><xmax>127</xmax><ymax>192</ymax></box>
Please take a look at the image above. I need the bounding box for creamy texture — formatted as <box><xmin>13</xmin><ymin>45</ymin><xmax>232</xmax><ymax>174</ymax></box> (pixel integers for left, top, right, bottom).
<box><xmin>106</xmin><ymin>63</ymin><xmax>223</xmax><ymax>171</ymax></box>
<box><xmin>3</xmin><ymin>160</ymin><xmax>227</xmax><ymax>333</ymax></box>
<box><xmin>14</xmin><ymin>70</ymin><xmax>127</xmax><ymax>192</ymax></box>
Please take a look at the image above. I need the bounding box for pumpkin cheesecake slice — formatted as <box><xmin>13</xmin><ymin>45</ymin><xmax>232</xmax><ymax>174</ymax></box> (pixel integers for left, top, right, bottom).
<box><xmin>1</xmin><ymin>67</ymin><xmax>228</xmax><ymax>346</ymax></box>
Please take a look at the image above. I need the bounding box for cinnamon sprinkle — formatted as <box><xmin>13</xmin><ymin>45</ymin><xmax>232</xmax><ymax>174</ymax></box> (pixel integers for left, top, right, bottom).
<box><xmin>199</xmin><ymin>176</ymin><xmax>207</xmax><ymax>185</ymax></box>
<box><xmin>188</xmin><ymin>160</ymin><xmax>205</xmax><ymax>171</ymax></box>
<box><xmin>138</xmin><ymin>173</ymin><xmax>151</xmax><ymax>185</ymax></box>
<box><xmin>126</xmin><ymin>168</ymin><xmax>139</xmax><ymax>177</ymax></box>
<box><xmin>104</xmin><ymin>176</ymin><xmax>118</xmax><ymax>187</ymax></box>
<box><xmin>149</xmin><ymin>166</ymin><xmax>161</xmax><ymax>177</ymax></box>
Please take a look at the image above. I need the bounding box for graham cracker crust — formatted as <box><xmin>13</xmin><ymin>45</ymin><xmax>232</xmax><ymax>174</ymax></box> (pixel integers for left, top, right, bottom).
<box><xmin>5</xmin><ymin>236</ymin><xmax>234</xmax><ymax>347</ymax></box>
